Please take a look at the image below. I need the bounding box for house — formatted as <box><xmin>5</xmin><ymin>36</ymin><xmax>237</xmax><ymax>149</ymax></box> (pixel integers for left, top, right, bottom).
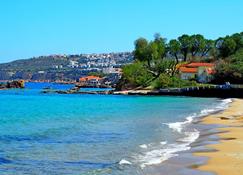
<box><xmin>38</xmin><ymin>71</ymin><xmax>45</xmax><ymax>74</ymax></box>
<box><xmin>179</xmin><ymin>62</ymin><xmax>215</xmax><ymax>83</ymax></box>
<box><xmin>69</xmin><ymin>60</ymin><xmax>79</xmax><ymax>68</ymax></box>
<box><xmin>197</xmin><ymin>66</ymin><xmax>215</xmax><ymax>83</ymax></box>
<box><xmin>79</xmin><ymin>76</ymin><xmax>102</xmax><ymax>87</ymax></box>
<box><xmin>179</xmin><ymin>67</ymin><xmax>198</xmax><ymax>80</ymax></box>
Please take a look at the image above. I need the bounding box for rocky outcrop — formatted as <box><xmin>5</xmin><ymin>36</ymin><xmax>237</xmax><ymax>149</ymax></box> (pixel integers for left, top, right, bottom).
<box><xmin>0</xmin><ymin>80</ymin><xmax>25</xmax><ymax>89</ymax></box>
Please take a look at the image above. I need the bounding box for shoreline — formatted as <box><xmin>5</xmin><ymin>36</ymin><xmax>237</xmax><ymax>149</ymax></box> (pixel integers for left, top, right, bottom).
<box><xmin>2</xmin><ymin>81</ymin><xmax>242</xmax><ymax>99</ymax></box>
<box><xmin>40</xmin><ymin>81</ymin><xmax>243</xmax><ymax>98</ymax></box>
<box><xmin>1</xmin><ymin>82</ymin><xmax>241</xmax><ymax>174</ymax></box>
<box><xmin>194</xmin><ymin>99</ymin><xmax>243</xmax><ymax>175</ymax></box>
<box><xmin>140</xmin><ymin>98</ymin><xmax>231</xmax><ymax>175</ymax></box>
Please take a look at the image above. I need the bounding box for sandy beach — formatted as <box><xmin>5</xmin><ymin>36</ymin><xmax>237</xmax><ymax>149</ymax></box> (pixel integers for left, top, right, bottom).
<box><xmin>195</xmin><ymin>99</ymin><xmax>243</xmax><ymax>175</ymax></box>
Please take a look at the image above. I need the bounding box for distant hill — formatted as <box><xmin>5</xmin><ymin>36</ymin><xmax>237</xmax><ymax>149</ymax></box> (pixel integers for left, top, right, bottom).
<box><xmin>0</xmin><ymin>56</ymin><xmax>69</xmax><ymax>71</ymax></box>
<box><xmin>0</xmin><ymin>52</ymin><xmax>133</xmax><ymax>81</ymax></box>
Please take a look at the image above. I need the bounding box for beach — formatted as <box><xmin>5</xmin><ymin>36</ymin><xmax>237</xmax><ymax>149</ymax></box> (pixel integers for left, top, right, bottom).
<box><xmin>195</xmin><ymin>99</ymin><xmax>243</xmax><ymax>175</ymax></box>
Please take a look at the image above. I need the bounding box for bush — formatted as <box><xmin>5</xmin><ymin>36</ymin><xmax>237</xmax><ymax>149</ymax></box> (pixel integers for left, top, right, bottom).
<box><xmin>152</xmin><ymin>74</ymin><xmax>197</xmax><ymax>89</ymax></box>
<box><xmin>119</xmin><ymin>61</ymin><xmax>153</xmax><ymax>89</ymax></box>
<box><xmin>214</xmin><ymin>49</ymin><xmax>243</xmax><ymax>83</ymax></box>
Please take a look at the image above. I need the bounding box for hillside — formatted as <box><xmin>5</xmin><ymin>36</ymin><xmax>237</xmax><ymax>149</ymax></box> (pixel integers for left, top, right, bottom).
<box><xmin>0</xmin><ymin>56</ymin><xmax>69</xmax><ymax>71</ymax></box>
<box><xmin>0</xmin><ymin>52</ymin><xmax>133</xmax><ymax>81</ymax></box>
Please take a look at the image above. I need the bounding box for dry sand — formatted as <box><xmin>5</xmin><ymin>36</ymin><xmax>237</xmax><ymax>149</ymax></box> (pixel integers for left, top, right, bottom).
<box><xmin>195</xmin><ymin>99</ymin><xmax>243</xmax><ymax>175</ymax></box>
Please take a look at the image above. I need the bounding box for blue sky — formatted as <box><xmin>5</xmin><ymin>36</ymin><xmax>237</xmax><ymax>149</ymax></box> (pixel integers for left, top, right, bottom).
<box><xmin>0</xmin><ymin>0</ymin><xmax>243</xmax><ymax>63</ymax></box>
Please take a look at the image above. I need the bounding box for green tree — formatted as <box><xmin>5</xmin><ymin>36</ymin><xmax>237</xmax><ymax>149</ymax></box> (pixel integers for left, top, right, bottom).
<box><xmin>153</xmin><ymin>33</ymin><xmax>166</xmax><ymax>60</ymax></box>
<box><xmin>214</xmin><ymin>49</ymin><xmax>243</xmax><ymax>83</ymax></box>
<box><xmin>147</xmin><ymin>41</ymin><xmax>159</xmax><ymax>61</ymax></box>
<box><xmin>201</xmin><ymin>39</ymin><xmax>214</xmax><ymax>57</ymax></box>
<box><xmin>168</xmin><ymin>39</ymin><xmax>181</xmax><ymax>63</ymax></box>
<box><xmin>121</xmin><ymin>61</ymin><xmax>153</xmax><ymax>88</ymax></box>
<box><xmin>178</xmin><ymin>34</ymin><xmax>192</xmax><ymax>61</ymax></box>
<box><xmin>152</xmin><ymin>59</ymin><xmax>177</xmax><ymax>77</ymax></box>
<box><xmin>145</xmin><ymin>34</ymin><xmax>166</xmax><ymax>64</ymax></box>
<box><xmin>216</xmin><ymin>36</ymin><xmax>237</xmax><ymax>58</ymax></box>
<box><xmin>134</xmin><ymin>34</ymin><xmax>166</xmax><ymax>67</ymax></box>
<box><xmin>134</xmin><ymin>38</ymin><xmax>149</xmax><ymax>63</ymax></box>
<box><xmin>231</xmin><ymin>33</ymin><xmax>243</xmax><ymax>51</ymax></box>
<box><xmin>190</xmin><ymin>34</ymin><xmax>206</xmax><ymax>57</ymax></box>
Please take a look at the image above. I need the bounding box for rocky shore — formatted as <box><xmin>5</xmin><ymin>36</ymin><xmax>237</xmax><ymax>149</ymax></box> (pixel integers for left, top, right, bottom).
<box><xmin>0</xmin><ymin>80</ymin><xmax>25</xmax><ymax>90</ymax></box>
<box><xmin>41</xmin><ymin>84</ymin><xmax>243</xmax><ymax>98</ymax></box>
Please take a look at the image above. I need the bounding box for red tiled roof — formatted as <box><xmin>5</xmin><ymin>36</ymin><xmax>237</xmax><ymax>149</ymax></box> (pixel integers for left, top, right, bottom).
<box><xmin>179</xmin><ymin>67</ymin><xmax>198</xmax><ymax>73</ymax></box>
<box><xmin>186</xmin><ymin>63</ymin><xmax>215</xmax><ymax>68</ymax></box>
<box><xmin>79</xmin><ymin>77</ymin><xmax>86</xmax><ymax>81</ymax></box>
<box><xmin>79</xmin><ymin>76</ymin><xmax>101</xmax><ymax>81</ymax></box>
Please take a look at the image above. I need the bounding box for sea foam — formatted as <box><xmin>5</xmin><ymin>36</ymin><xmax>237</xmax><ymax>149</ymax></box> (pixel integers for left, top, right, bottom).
<box><xmin>139</xmin><ymin>144</ymin><xmax>148</xmax><ymax>149</ymax></box>
<box><xmin>163</xmin><ymin>115</ymin><xmax>195</xmax><ymax>133</ymax></box>
<box><xmin>135</xmin><ymin>98</ymin><xmax>232</xmax><ymax>168</ymax></box>
<box><xmin>118</xmin><ymin>159</ymin><xmax>132</xmax><ymax>165</ymax></box>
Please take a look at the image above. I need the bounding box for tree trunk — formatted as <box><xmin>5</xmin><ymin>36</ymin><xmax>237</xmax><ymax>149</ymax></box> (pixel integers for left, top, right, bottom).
<box><xmin>174</xmin><ymin>54</ymin><xmax>179</xmax><ymax>64</ymax></box>
<box><xmin>147</xmin><ymin>59</ymin><xmax>151</xmax><ymax>68</ymax></box>
<box><xmin>201</xmin><ymin>48</ymin><xmax>209</xmax><ymax>57</ymax></box>
<box><xmin>146</xmin><ymin>69</ymin><xmax>158</xmax><ymax>77</ymax></box>
<box><xmin>183</xmin><ymin>51</ymin><xmax>187</xmax><ymax>61</ymax></box>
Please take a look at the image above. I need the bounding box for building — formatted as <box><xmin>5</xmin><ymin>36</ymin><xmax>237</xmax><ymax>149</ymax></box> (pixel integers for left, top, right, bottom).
<box><xmin>197</xmin><ymin>66</ymin><xmax>215</xmax><ymax>83</ymax></box>
<box><xmin>179</xmin><ymin>62</ymin><xmax>215</xmax><ymax>83</ymax></box>
<box><xmin>38</xmin><ymin>71</ymin><xmax>45</xmax><ymax>74</ymax></box>
<box><xmin>69</xmin><ymin>60</ymin><xmax>79</xmax><ymax>68</ymax></box>
<box><xmin>79</xmin><ymin>76</ymin><xmax>102</xmax><ymax>87</ymax></box>
<box><xmin>179</xmin><ymin>67</ymin><xmax>198</xmax><ymax>80</ymax></box>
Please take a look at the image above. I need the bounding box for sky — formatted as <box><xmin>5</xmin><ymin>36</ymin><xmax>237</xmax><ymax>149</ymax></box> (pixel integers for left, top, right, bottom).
<box><xmin>0</xmin><ymin>0</ymin><xmax>243</xmax><ymax>63</ymax></box>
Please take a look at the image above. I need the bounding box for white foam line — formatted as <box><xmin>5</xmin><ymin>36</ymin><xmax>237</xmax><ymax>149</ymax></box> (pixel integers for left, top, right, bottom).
<box><xmin>135</xmin><ymin>99</ymin><xmax>232</xmax><ymax>168</ymax></box>
<box><xmin>119</xmin><ymin>159</ymin><xmax>132</xmax><ymax>165</ymax></box>
<box><xmin>163</xmin><ymin>98</ymin><xmax>232</xmax><ymax>134</ymax></box>
<box><xmin>162</xmin><ymin>114</ymin><xmax>195</xmax><ymax>133</ymax></box>
<box><xmin>138</xmin><ymin>129</ymin><xmax>200</xmax><ymax>168</ymax></box>
<box><xmin>139</xmin><ymin>144</ymin><xmax>148</xmax><ymax>149</ymax></box>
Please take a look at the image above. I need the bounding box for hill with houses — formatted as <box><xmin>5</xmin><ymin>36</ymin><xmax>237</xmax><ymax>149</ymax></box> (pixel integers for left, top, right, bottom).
<box><xmin>0</xmin><ymin>52</ymin><xmax>133</xmax><ymax>83</ymax></box>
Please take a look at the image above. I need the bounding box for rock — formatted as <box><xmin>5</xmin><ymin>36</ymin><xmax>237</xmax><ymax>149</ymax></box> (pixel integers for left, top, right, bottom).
<box><xmin>0</xmin><ymin>80</ymin><xmax>25</xmax><ymax>89</ymax></box>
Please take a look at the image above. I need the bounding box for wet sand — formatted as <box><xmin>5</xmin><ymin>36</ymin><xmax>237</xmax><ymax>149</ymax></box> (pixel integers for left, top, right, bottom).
<box><xmin>195</xmin><ymin>99</ymin><xmax>243</xmax><ymax>175</ymax></box>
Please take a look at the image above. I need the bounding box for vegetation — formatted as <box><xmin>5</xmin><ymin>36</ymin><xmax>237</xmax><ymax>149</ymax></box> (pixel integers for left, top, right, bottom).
<box><xmin>152</xmin><ymin>74</ymin><xmax>197</xmax><ymax>89</ymax></box>
<box><xmin>116</xmin><ymin>62</ymin><xmax>154</xmax><ymax>89</ymax></box>
<box><xmin>214</xmin><ymin>49</ymin><xmax>243</xmax><ymax>83</ymax></box>
<box><xmin>0</xmin><ymin>56</ymin><xmax>69</xmax><ymax>71</ymax></box>
<box><xmin>119</xmin><ymin>32</ymin><xmax>243</xmax><ymax>90</ymax></box>
<box><xmin>88</xmin><ymin>72</ymin><xmax>107</xmax><ymax>77</ymax></box>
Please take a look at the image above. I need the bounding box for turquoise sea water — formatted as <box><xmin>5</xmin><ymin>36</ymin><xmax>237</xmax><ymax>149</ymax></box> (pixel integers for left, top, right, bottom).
<box><xmin>0</xmin><ymin>83</ymin><xmax>227</xmax><ymax>175</ymax></box>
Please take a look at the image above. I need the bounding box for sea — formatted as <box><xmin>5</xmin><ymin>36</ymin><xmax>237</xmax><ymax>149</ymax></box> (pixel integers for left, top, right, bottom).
<box><xmin>0</xmin><ymin>82</ymin><xmax>231</xmax><ymax>175</ymax></box>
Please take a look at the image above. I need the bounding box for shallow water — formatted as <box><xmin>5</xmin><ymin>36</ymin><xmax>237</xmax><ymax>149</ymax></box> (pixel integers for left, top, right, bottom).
<box><xmin>0</xmin><ymin>83</ymin><xmax>228</xmax><ymax>174</ymax></box>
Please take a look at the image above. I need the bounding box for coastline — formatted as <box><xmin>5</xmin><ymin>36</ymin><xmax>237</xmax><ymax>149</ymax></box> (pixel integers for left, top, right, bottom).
<box><xmin>194</xmin><ymin>99</ymin><xmax>243</xmax><ymax>175</ymax></box>
<box><xmin>2</xmin><ymin>82</ymin><xmax>243</xmax><ymax>174</ymax></box>
<box><xmin>35</xmin><ymin>80</ymin><xmax>243</xmax><ymax>98</ymax></box>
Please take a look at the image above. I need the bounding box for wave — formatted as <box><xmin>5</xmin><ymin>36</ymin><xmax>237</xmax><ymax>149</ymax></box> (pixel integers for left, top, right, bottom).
<box><xmin>118</xmin><ymin>159</ymin><xmax>132</xmax><ymax>165</ymax></box>
<box><xmin>160</xmin><ymin>141</ymin><xmax>167</xmax><ymax>145</ymax></box>
<box><xmin>132</xmin><ymin>98</ymin><xmax>232</xmax><ymax>168</ymax></box>
<box><xmin>139</xmin><ymin>144</ymin><xmax>148</xmax><ymax>149</ymax></box>
<box><xmin>136</xmin><ymin>129</ymin><xmax>200</xmax><ymax>168</ymax></box>
<box><xmin>177</xmin><ymin>129</ymin><xmax>200</xmax><ymax>143</ymax></box>
<box><xmin>163</xmin><ymin>115</ymin><xmax>195</xmax><ymax>133</ymax></box>
<box><xmin>164</xmin><ymin>98</ymin><xmax>232</xmax><ymax>134</ymax></box>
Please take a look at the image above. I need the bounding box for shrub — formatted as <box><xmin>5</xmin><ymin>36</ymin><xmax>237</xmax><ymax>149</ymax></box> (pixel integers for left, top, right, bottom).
<box><xmin>120</xmin><ymin>61</ymin><xmax>154</xmax><ymax>88</ymax></box>
<box><xmin>152</xmin><ymin>74</ymin><xmax>197</xmax><ymax>89</ymax></box>
<box><xmin>214</xmin><ymin>49</ymin><xmax>243</xmax><ymax>83</ymax></box>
